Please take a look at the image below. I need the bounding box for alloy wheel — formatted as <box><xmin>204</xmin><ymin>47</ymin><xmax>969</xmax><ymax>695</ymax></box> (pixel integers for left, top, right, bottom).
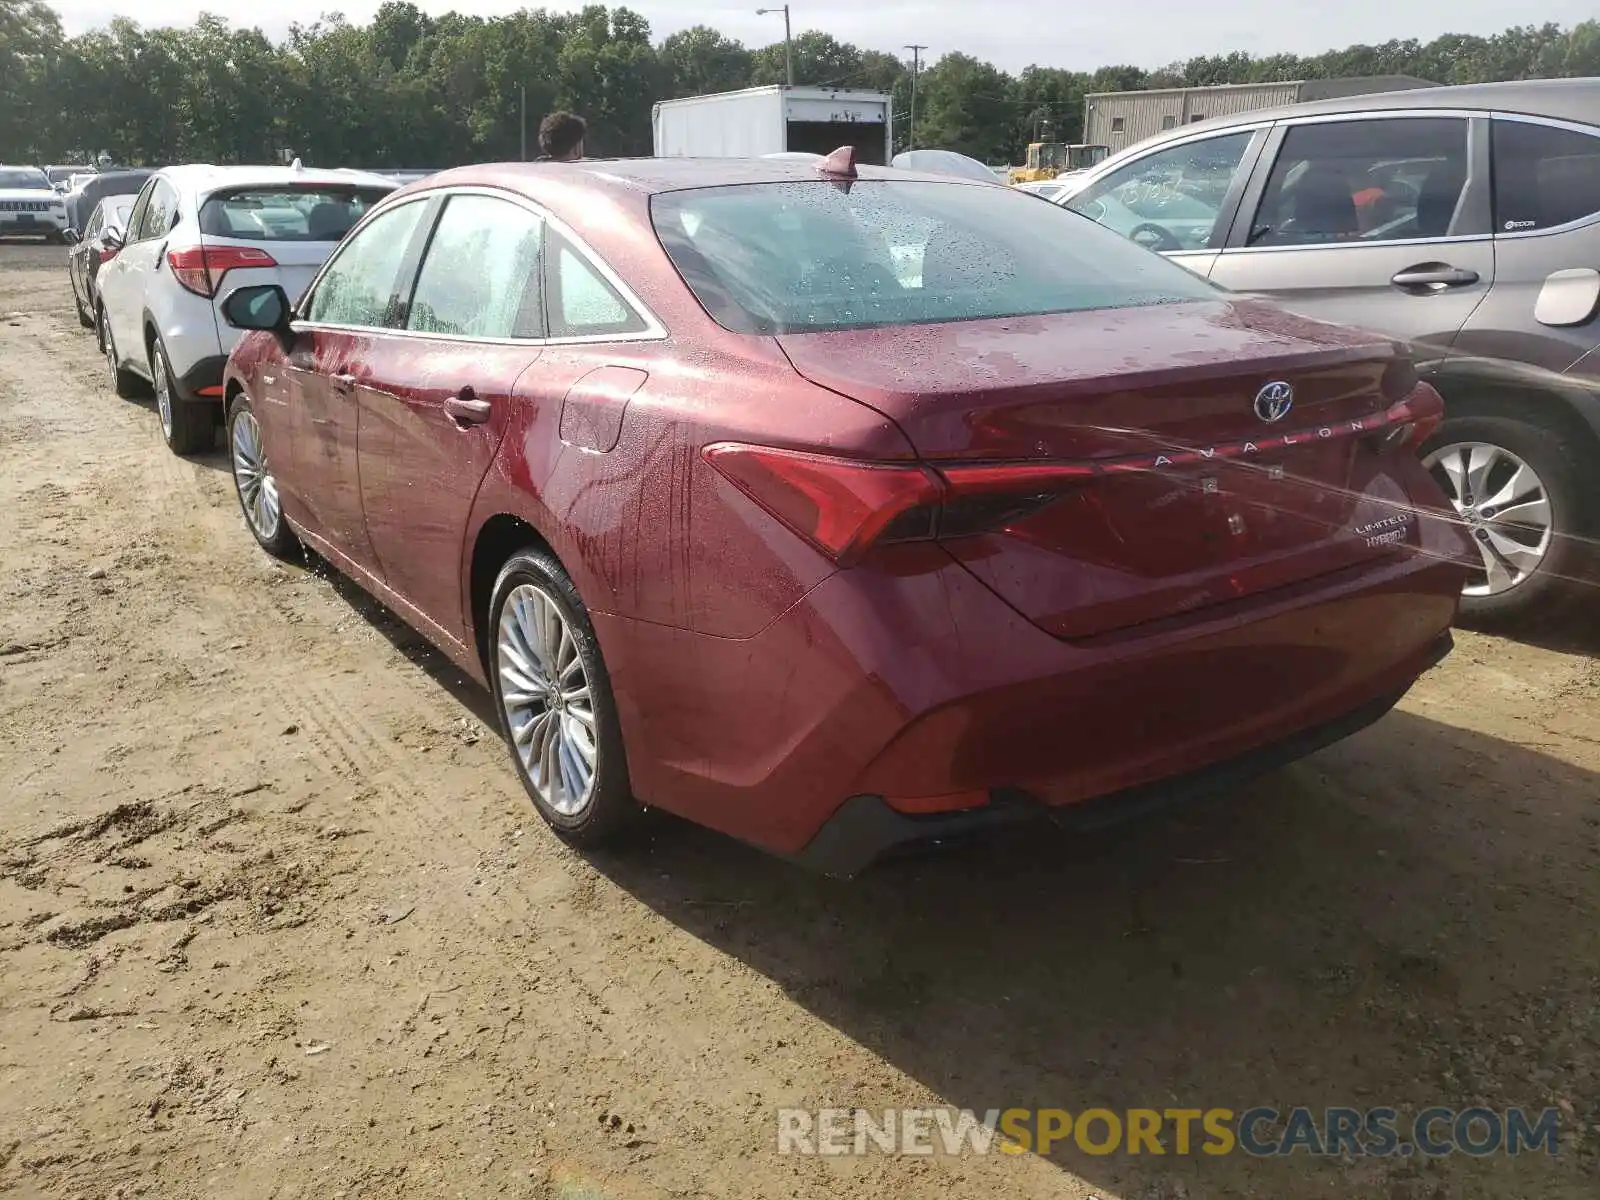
<box><xmin>496</xmin><ymin>584</ymin><xmax>598</xmax><ymax>816</ymax></box>
<box><xmin>1422</xmin><ymin>440</ymin><xmax>1554</xmax><ymax>598</ymax></box>
<box><xmin>152</xmin><ymin>346</ymin><xmax>173</xmax><ymax>439</ymax></box>
<box><xmin>230</xmin><ymin>408</ymin><xmax>281</xmax><ymax>542</ymax></box>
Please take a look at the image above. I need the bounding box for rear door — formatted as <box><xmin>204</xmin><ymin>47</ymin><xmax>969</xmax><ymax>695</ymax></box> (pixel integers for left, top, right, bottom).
<box><xmin>355</xmin><ymin>191</ymin><xmax>545</xmax><ymax>637</ymax></box>
<box><xmin>1207</xmin><ymin>113</ymin><xmax>1494</xmax><ymax>358</ymax></box>
<box><xmin>1455</xmin><ymin>114</ymin><xmax>1600</xmax><ymax>373</ymax></box>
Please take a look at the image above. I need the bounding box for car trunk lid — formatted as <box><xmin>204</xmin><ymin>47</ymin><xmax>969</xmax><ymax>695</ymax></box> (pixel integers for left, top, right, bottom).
<box><xmin>776</xmin><ymin>299</ymin><xmax>1434</xmax><ymax>639</ymax></box>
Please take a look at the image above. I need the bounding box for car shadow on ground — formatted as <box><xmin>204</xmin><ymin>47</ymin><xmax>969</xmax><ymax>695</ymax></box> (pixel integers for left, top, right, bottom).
<box><xmin>581</xmin><ymin>711</ymin><xmax>1599</xmax><ymax>1196</ymax></box>
<box><xmin>311</xmin><ymin>569</ymin><xmax>1598</xmax><ymax>1195</ymax></box>
<box><xmin>301</xmin><ymin>549</ymin><xmax>501</xmax><ymax>729</ymax></box>
<box><xmin>1497</xmin><ymin>600</ymin><xmax>1600</xmax><ymax>657</ymax></box>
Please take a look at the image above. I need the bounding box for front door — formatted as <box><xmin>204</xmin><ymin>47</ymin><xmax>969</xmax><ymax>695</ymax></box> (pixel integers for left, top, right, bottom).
<box><xmin>1207</xmin><ymin>115</ymin><xmax>1494</xmax><ymax>360</ymax></box>
<box><xmin>284</xmin><ymin>195</ymin><xmax>435</xmax><ymax>575</ymax></box>
<box><xmin>356</xmin><ymin>192</ymin><xmax>546</xmax><ymax>637</ymax></box>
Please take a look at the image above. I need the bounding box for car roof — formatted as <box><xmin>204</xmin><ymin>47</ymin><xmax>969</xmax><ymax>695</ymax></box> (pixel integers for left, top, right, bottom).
<box><xmin>1156</xmin><ymin>77</ymin><xmax>1600</xmax><ymax>137</ymax></box>
<box><xmin>404</xmin><ymin>156</ymin><xmax>999</xmax><ymax>202</ymax></box>
<box><xmin>156</xmin><ymin>163</ymin><xmax>399</xmax><ymax>197</ymax></box>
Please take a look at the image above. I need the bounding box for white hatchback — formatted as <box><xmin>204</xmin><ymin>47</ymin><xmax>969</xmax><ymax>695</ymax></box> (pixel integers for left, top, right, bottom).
<box><xmin>96</xmin><ymin>163</ymin><xmax>397</xmax><ymax>454</ymax></box>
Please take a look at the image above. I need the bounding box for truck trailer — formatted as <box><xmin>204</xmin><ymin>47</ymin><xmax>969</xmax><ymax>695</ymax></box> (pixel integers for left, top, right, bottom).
<box><xmin>652</xmin><ymin>85</ymin><xmax>893</xmax><ymax>164</ymax></box>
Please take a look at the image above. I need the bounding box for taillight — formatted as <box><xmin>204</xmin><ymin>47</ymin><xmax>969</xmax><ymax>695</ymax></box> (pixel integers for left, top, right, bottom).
<box><xmin>96</xmin><ymin>246</ymin><xmax>119</xmax><ymax>263</ymax></box>
<box><xmin>1372</xmin><ymin>382</ymin><xmax>1444</xmax><ymax>453</ymax></box>
<box><xmin>166</xmin><ymin>245</ymin><xmax>277</xmax><ymax>297</ymax></box>
<box><xmin>703</xmin><ymin>445</ymin><xmax>941</xmax><ymax>565</ymax></box>
<box><xmin>703</xmin><ymin>444</ymin><xmax>1086</xmax><ymax>566</ymax></box>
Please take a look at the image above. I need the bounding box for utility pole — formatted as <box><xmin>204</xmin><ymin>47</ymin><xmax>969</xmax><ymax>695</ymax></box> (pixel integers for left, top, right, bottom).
<box><xmin>519</xmin><ymin>85</ymin><xmax>527</xmax><ymax>161</ymax></box>
<box><xmin>904</xmin><ymin>44</ymin><xmax>926</xmax><ymax>152</ymax></box>
<box><xmin>756</xmin><ymin>6</ymin><xmax>794</xmax><ymax>85</ymax></box>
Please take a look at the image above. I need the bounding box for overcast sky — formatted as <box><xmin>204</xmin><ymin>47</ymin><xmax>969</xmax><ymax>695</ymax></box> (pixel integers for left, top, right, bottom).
<box><xmin>45</xmin><ymin>0</ymin><xmax>1599</xmax><ymax>74</ymax></box>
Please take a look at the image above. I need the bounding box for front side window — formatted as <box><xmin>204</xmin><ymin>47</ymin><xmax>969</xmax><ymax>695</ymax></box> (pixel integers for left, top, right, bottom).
<box><xmin>652</xmin><ymin>179</ymin><xmax>1217</xmax><ymax>336</ymax></box>
<box><xmin>1248</xmin><ymin>117</ymin><xmax>1470</xmax><ymax>247</ymax></box>
<box><xmin>1066</xmin><ymin>131</ymin><xmax>1252</xmax><ymax>253</ymax></box>
<box><xmin>406</xmin><ymin>194</ymin><xmax>544</xmax><ymax>339</ymax></box>
<box><xmin>200</xmin><ymin>186</ymin><xmax>393</xmax><ymax>243</ymax></box>
<box><xmin>303</xmin><ymin>199</ymin><xmax>428</xmax><ymax>327</ymax></box>
<box><xmin>1492</xmin><ymin>119</ymin><xmax>1600</xmax><ymax>232</ymax></box>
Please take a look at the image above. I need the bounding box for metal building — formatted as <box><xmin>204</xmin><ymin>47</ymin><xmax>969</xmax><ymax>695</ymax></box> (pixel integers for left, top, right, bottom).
<box><xmin>1084</xmin><ymin>76</ymin><xmax>1437</xmax><ymax>151</ymax></box>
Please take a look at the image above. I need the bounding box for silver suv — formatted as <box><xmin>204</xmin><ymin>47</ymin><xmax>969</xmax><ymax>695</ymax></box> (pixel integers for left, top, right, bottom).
<box><xmin>1057</xmin><ymin>78</ymin><xmax>1600</xmax><ymax>624</ymax></box>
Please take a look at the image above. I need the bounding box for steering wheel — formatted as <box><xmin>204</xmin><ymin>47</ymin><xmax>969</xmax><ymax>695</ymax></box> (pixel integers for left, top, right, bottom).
<box><xmin>1127</xmin><ymin>222</ymin><xmax>1184</xmax><ymax>253</ymax></box>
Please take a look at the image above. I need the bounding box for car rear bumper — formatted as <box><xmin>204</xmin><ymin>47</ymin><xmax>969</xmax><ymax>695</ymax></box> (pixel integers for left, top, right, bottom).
<box><xmin>789</xmin><ymin>632</ymin><xmax>1451</xmax><ymax>877</ymax></box>
<box><xmin>595</xmin><ymin>511</ymin><xmax>1468</xmax><ymax>869</ymax></box>
<box><xmin>173</xmin><ymin>354</ymin><xmax>228</xmax><ymax>403</ymax></box>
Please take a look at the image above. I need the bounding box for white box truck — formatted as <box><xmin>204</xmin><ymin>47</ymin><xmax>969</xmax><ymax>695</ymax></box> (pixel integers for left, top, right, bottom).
<box><xmin>652</xmin><ymin>85</ymin><xmax>893</xmax><ymax>164</ymax></box>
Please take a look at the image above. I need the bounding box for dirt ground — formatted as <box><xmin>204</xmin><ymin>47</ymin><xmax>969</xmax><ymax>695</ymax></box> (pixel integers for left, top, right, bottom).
<box><xmin>0</xmin><ymin>240</ymin><xmax>1597</xmax><ymax>1200</ymax></box>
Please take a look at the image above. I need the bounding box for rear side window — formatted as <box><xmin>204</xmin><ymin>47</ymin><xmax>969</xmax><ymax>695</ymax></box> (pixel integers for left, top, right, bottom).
<box><xmin>545</xmin><ymin>236</ymin><xmax>647</xmax><ymax>338</ymax></box>
<box><xmin>1492</xmin><ymin>119</ymin><xmax>1600</xmax><ymax>232</ymax></box>
<box><xmin>651</xmin><ymin>180</ymin><xmax>1216</xmax><ymax>335</ymax></box>
<box><xmin>406</xmin><ymin>194</ymin><xmax>544</xmax><ymax>339</ymax></box>
<box><xmin>133</xmin><ymin>179</ymin><xmax>180</xmax><ymax>241</ymax></box>
<box><xmin>303</xmin><ymin>200</ymin><xmax>428</xmax><ymax>328</ymax></box>
<box><xmin>1249</xmin><ymin>118</ymin><xmax>1470</xmax><ymax>246</ymax></box>
<box><xmin>200</xmin><ymin>187</ymin><xmax>392</xmax><ymax>242</ymax></box>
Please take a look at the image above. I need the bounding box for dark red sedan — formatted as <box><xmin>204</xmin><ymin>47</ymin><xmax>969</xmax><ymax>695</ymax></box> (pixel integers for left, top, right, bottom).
<box><xmin>218</xmin><ymin>153</ymin><xmax>1472</xmax><ymax>875</ymax></box>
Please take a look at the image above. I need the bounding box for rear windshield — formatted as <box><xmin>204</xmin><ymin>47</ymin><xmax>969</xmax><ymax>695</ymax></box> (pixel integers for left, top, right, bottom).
<box><xmin>0</xmin><ymin>168</ymin><xmax>51</xmax><ymax>190</ymax></box>
<box><xmin>199</xmin><ymin>186</ymin><xmax>393</xmax><ymax>242</ymax></box>
<box><xmin>650</xmin><ymin>179</ymin><xmax>1217</xmax><ymax>335</ymax></box>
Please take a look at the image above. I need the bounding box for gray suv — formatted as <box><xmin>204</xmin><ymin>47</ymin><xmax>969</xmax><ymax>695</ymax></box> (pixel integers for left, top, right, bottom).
<box><xmin>1057</xmin><ymin>78</ymin><xmax>1600</xmax><ymax>624</ymax></box>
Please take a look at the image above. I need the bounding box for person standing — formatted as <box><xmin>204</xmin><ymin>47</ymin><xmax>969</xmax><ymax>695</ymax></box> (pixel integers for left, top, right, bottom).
<box><xmin>536</xmin><ymin>112</ymin><xmax>587</xmax><ymax>161</ymax></box>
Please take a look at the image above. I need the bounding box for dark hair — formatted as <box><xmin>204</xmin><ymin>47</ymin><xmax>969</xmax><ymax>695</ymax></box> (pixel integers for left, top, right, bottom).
<box><xmin>538</xmin><ymin>111</ymin><xmax>587</xmax><ymax>160</ymax></box>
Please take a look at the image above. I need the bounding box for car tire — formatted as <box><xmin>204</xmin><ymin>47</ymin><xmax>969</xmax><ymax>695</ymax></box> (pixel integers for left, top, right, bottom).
<box><xmin>1420</xmin><ymin>415</ymin><xmax>1590</xmax><ymax>627</ymax></box>
<box><xmin>150</xmin><ymin>337</ymin><xmax>214</xmax><ymax>457</ymax></box>
<box><xmin>100</xmin><ymin>306</ymin><xmax>147</xmax><ymax>400</ymax></box>
<box><xmin>73</xmin><ymin>290</ymin><xmax>94</xmax><ymax>329</ymax></box>
<box><xmin>487</xmin><ymin>547</ymin><xmax>638</xmax><ymax>846</ymax></box>
<box><xmin>226</xmin><ymin>390</ymin><xmax>299</xmax><ymax>560</ymax></box>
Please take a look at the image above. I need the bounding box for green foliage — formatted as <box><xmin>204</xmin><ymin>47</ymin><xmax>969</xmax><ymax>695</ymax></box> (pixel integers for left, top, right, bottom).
<box><xmin>4</xmin><ymin>2</ymin><xmax>1599</xmax><ymax>170</ymax></box>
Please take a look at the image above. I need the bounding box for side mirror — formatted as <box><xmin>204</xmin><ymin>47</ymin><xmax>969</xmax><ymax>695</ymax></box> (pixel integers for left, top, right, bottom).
<box><xmin>62</xmin><ymin>228</ymin><xmax>80</xmax><ymax>244</ymax></box>
<box><xmin>103</xmin><ymin>226</ymin><xmax>123</xmax><ymax>248</ymax></box>
<box><xmin>221</xmin><ymin>283</ymin><xmax>292</xmax><ymax>335</ymax></box>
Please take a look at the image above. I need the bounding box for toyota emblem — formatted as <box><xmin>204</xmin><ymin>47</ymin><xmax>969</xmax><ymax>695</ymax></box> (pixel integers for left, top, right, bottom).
<box><xmin>1254</xmin><ymin>381</ymin><xmax>1294</xmax><ymax>423</ymax></box>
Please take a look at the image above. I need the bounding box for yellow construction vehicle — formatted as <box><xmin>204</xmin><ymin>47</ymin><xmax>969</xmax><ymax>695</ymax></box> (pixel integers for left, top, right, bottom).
<box><xmin>1008</xmin><ymin>142</ymin><xmax>1110</xmax><ymax>185</ymax></box>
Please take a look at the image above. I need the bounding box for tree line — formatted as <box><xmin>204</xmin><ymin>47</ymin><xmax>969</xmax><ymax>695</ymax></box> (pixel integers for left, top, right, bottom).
<box><xmin>4</xmin><ymin>0</ymin><xmax>1600</xmax><ymax>170</ymax></box>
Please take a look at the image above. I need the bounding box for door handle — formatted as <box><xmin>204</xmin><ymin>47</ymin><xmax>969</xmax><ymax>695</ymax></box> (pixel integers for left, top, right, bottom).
<box><xmin>1391</xmin><ymin>265</ymin><xmax>1480</xmax><ymax>290</ymax></box>
<box><xmin>444</xmin><ymin>390</ymin><xmax>492</xmax><ymax>426</ymax></box>
<box><xmin>330</xmin><ymin>372</ymin><xmax>356</xmax><ymax>391</ymax></box>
